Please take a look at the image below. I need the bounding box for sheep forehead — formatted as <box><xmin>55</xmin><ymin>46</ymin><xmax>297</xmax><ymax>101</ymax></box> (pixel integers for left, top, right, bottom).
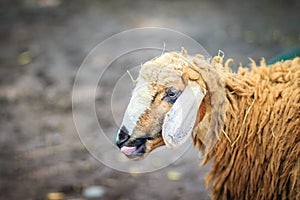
<box><xmin>139</xmin><ymin>52</ymin><xmax>186</xmax><ymax>84</ymax></box>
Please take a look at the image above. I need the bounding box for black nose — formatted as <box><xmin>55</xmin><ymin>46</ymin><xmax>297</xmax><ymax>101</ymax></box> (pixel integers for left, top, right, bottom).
<box><xmin>116</xmin><ymin>126</ymin><xmax>130</xmax><ymax>148</ymax></box>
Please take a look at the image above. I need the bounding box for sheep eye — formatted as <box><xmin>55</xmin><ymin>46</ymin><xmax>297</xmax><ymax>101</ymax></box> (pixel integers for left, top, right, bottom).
<box><xmin>167</xmin><ymin>90</ymin><xmax>176</xmax><ymax>98</ymax></box>
<box><xmin>164</xmin><ymin>87</ymin><xmax>181</xmax><ymax>103</ymax></box>
<box><xmin>166</xmin><ymin>87</ymin><xmax>178</xmax><ymax>97</ymax></box>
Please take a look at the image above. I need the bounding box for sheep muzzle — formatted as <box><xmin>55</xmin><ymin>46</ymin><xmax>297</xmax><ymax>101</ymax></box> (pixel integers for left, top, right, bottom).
<box><xmin>116</xmin><ymin>127</ymin><xmax>165</xmax><ymax>160</ymax></box>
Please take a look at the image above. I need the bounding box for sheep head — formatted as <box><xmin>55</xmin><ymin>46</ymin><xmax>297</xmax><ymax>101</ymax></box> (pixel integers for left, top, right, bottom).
<box><xmin>116</xmin><ymin>49</ymin><xmax>225</xmax><ymax>160</ymax></box>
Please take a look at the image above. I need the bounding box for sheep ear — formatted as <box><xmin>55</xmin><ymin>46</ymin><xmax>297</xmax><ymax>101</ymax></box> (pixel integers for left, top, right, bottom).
<box><xmin>162</xmin><ymin>81</ymin><xmax>206</xmax><ymax>149</ymax></box>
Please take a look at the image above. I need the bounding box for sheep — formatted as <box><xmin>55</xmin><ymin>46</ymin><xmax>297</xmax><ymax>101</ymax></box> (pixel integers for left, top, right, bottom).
<box><xmin>115</xmin><ymin>48</ymin><xmax>300</xmax><ymax>200</ymax></box>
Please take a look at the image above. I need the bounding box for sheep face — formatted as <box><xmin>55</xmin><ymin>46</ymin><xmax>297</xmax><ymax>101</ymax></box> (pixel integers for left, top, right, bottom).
<box><xmin>116</xmin><ymin>52</ymin><xmax>207</xmax><ymax>160</ymax></box>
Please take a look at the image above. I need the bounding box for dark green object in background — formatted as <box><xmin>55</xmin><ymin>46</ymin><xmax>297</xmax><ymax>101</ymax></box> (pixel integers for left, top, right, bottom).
<box><xmin>267</xmin><ymin>45</ymin><xmax>300</xmax><ymax>65</ymax></box>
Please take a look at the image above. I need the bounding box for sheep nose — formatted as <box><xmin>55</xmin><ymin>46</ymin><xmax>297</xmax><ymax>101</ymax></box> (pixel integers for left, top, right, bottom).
<box><xmin>116</xmin><ymin>126</ymin><xmax>130</xmax><ymax>148</ymax></box>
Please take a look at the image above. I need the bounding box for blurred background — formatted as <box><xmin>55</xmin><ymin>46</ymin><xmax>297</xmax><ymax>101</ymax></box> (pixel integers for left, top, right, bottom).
<box><xmin>0</xmin><ymin>0</ymin><xmax>299</xmax><ymax>199</ymax></box>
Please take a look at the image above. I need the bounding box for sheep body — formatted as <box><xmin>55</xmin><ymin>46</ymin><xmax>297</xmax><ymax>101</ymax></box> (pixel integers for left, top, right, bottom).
<box><xmin>116</xmin><ymin>50</ymin><xmax>300</xmax><ymax>199</ymax></box>
<box><xmin>193</xmin><ymin>56</ymin><xmax>300</xmax><ymax>200</ymax></box>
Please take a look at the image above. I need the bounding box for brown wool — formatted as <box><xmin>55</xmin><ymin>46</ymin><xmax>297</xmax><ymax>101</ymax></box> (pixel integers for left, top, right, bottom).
<box><xmin>193</xmin><ymin>56</ymin><xmax>300</xmax><ymax>200</ymax></box>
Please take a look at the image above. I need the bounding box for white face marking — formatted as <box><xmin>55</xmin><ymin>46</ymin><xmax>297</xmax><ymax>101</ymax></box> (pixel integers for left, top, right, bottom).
<box><xmin>121</xmin><ymin>80</ymin><xmax>154</xmax><ymax>135</ymax></box>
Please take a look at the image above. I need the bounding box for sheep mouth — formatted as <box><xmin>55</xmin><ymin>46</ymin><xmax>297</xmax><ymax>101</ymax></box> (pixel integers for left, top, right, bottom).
<box><xmin>120</xmin><ymin>137</ymin><xmax>153</xmax><ymax>159</ymax></box>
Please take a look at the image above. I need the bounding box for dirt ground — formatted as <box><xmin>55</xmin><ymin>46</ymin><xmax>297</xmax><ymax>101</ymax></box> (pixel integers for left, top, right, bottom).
<box><xmin>0</xmin><ymin>0</ymin><xmax>299</xmax><ymax>200</ymax></box>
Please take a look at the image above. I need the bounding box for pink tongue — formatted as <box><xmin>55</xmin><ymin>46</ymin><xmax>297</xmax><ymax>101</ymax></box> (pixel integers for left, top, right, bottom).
<box><xmin>121</xmin><ymin>146</ymin><xmax>137</xmax><ymax>155</ymax></box>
